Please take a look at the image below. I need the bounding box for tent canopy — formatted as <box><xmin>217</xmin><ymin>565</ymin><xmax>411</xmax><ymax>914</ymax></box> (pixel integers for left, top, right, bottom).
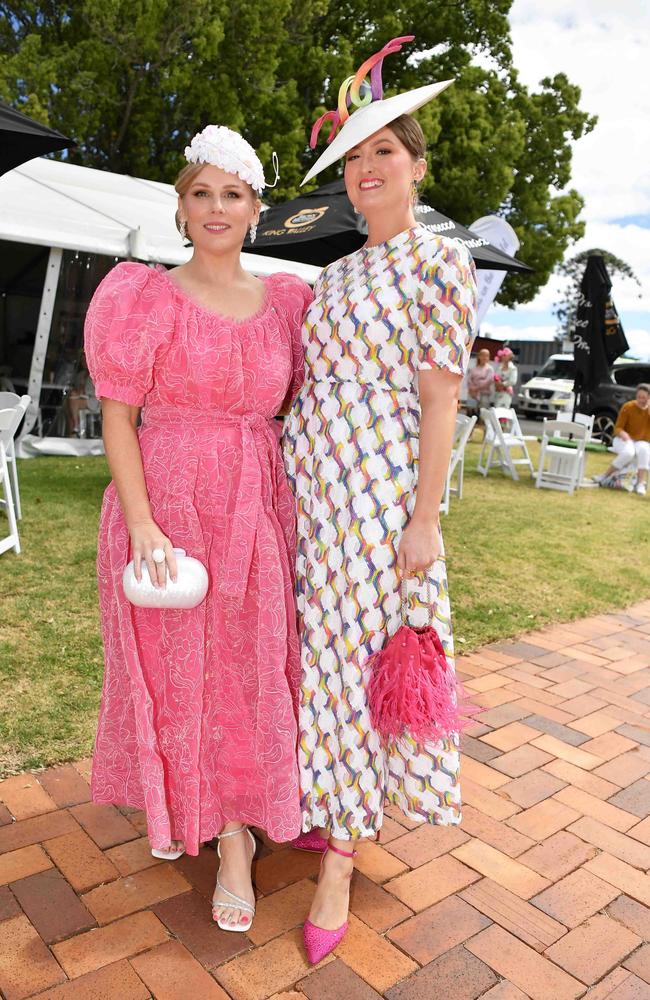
<box><xmin>0</xmin><ymin>157</ymin><xmax>320</xmax><ymax>282</ymax></box>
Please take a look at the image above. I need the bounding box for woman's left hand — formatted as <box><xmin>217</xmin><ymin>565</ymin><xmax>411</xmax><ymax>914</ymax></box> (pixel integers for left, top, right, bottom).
<box><xmin>397</xmin><ymin>517</ymin><xmax>441</xmax><ymax>577</ymax></box>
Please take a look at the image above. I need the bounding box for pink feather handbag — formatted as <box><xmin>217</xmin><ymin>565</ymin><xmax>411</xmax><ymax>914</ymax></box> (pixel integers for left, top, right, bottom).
<box><xmin>367</xmin><ymin>579</ymin><xmax>472</xmax><ymax>743</ymax></box>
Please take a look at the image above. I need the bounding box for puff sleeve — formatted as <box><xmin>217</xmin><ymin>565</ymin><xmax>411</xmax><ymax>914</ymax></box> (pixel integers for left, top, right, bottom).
<box><xmin>413</xmin><ymin>237</ymin><xmax>477</xmax><ymax>377</ymax></box>
<box><xmin>275</xmin><ymin>272</ymin><xmax>314</xmax><ymax>403</ymax></box>
<box><xmin>84</xmin><ymin>262</ymin><xmax>175</xmax><ymax>406</ymax></box>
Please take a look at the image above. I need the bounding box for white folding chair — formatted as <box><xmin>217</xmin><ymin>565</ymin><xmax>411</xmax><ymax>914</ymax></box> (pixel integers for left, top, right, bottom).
<box><xmin>536</xmin><ymin>419</ymin><xmax>587</xmax><ymax>495</ymax></box>
<box><xmin>0</xmin><ymin>393</ymin><xmax>30</xmax><ymax>519</ymax></box>
<box><xmin>440</xmin><ymin>413</ymin><xmax>477</xmax><ymax>515</ymax></box>
<box><xmin>0</xmin><ymin>409</ymin><xmax>21</xmax><ymax>555</ymax></box>
<box><xmin>477</xmin><ymin>407</ymin><xmax>534</xmax><ymax>481</ymax></box>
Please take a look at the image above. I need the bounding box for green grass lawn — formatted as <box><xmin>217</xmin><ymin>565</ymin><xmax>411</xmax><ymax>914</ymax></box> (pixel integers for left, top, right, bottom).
<box><xmin>1</xmin><ymin>440</ymin><xmax>649</xmax><ymax>777</ymax></box>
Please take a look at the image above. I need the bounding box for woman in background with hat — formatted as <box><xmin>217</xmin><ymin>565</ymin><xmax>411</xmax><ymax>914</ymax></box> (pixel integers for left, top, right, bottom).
<box><xmin>493</xmin><ymin>346</ymin><xmax>518</xmax><ymax>407</ymax></box>
<box><xmin>85</xmin><ymin>126</ymin><xmax>312</xmax><ymax>932</ymax></box>
<box><xmin>283</xmin><ymin>37</ymin><xmax>477</xmax><ymax>962</ymax></box>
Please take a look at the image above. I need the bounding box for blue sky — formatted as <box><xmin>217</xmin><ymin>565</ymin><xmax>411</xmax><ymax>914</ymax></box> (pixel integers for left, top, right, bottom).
<box><xmin>483</xmin><ymin>0</ymin><xmax>650</xmax><ymax>360</ymax></box>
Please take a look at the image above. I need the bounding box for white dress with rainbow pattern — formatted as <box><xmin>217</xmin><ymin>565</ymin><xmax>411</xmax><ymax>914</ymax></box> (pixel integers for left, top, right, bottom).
<box><xmin>283</xmin><ymin>224</ymin><xmax>477</xmax><ymax>839</ymax></box>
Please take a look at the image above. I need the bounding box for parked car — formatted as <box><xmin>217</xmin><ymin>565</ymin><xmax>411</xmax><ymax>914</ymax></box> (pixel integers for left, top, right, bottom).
<box><xmin>581</xmin><ymin>361</ymin><xmax>650</xmax><ymax>444</ymax></box>
<box><xmin>518</xmin><ymin>354</ymin><xmax>576</xmax><ymax>419</ymax></box>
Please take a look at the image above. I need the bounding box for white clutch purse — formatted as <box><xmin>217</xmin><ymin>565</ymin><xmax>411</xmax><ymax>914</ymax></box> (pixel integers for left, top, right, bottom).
<box><xmin>122</xmin><ymin>548</ymin><xmax>209</xmax><ymax>609</ymax></box>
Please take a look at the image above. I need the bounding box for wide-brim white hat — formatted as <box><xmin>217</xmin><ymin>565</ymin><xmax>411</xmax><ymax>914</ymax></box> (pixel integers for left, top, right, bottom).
<box><xmin>301</xmin><ymin>79</ymin><xmax>453</xmax><ymax>186</ymax></box>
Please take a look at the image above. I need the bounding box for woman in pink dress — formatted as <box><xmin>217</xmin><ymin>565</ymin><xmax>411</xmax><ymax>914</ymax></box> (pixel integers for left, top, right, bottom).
<box><xmin>84</xmin><ymin>126</ymin><xmax>312</xmax><ymax>932</ymax></box>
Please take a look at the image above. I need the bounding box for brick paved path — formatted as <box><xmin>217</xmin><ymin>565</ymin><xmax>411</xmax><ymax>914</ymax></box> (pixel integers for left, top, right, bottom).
<box><xmin>2</xmin><ymin>603</ymin><xmax>650</xmax><ymax>999</ymax></box>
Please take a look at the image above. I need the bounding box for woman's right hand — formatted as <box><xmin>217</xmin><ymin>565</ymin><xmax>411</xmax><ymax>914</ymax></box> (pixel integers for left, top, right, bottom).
<box><xmin>129</xmin><ymin>519</ymin><xmax>178</xmax><ymax>587</ymax></box>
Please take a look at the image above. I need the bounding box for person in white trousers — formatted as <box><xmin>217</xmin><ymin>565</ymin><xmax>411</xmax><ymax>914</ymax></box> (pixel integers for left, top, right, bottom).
<box><xmin>594</xmin><ymin>383</ymin><xmax>650</xmax><ymax>495</ymax></box>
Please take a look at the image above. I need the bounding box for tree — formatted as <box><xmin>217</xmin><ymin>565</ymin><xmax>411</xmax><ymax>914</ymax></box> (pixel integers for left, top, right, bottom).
<box><xmin>0</xmin><ymin>0</ymin><xmax>596</xmax><ymax>305</ymax></box>
<box><xmin>554</xmin><ymin>249</ymin><xmax>641</xmax><ymax>341</ymax></box>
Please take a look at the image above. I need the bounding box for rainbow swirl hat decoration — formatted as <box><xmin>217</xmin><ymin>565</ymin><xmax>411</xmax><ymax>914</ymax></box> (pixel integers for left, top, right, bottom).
<box><xmin>302</xmin><ymin>35</ymin><xmax>453</xmax><ymax>186</ymax></box>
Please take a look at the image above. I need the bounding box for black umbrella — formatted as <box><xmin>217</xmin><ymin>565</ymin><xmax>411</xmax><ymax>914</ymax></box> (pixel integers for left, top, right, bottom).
<box><xmin>572</xmin><ymin>254</ymin><xmax>629</xmax><ymax>410</ymax></box>
<box><xmin>245</xmin><ymin>179</ymin><xmax>531</xmax><ymax>272</ymax></box>
<box><xmin>0</xmin><ymin>100</ymin><xmax>75</xmax><ymax>175</ymax></box>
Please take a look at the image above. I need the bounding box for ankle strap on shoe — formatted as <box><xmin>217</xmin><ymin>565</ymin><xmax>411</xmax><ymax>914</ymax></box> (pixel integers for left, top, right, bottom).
<box><xmin>218</xmin><ymin>824</ymin><xmax>248</xmax><ymax>840</ymax></box>
<box><xmin>327</xmin><ymin>841</ymin><xmax>357</xmax><ymax>859</ymax></box>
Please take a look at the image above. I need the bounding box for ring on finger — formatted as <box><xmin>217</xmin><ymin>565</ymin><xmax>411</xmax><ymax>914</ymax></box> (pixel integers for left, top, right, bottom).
<box><xmin>152</xmin><ymin>547</ymin><xmax>166</xmax><ymax>564</ymax></box>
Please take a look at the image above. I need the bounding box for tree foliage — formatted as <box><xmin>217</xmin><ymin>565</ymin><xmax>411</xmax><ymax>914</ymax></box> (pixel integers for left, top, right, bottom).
<box><xmin>0</xmin><ymin>0</ymin><xmax>596</xmax><ymax>305</ymax></box>
<box><xmin>554</xmin><ymin>249</ymin><xmax>641</xmax><ymax>341</ymax></box>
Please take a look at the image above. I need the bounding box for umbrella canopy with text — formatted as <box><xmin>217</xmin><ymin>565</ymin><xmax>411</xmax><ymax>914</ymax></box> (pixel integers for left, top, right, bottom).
<box><xmin>572</xmin><ymin>254</ymin><xmax>629</xmax><ymax>404</ymax></box>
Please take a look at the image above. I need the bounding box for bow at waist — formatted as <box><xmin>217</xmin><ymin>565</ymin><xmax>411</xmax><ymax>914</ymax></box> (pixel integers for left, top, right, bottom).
<box><xmin>143</xmin><ymin>405</ymin><xmax>278</xmax><ymax>608</ymax></box>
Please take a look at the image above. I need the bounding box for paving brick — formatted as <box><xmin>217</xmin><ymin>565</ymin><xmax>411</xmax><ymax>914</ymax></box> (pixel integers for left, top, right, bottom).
<box><xmin>543</xmin><ymin>757</ymin><xmax>621</xmax><ymax>799</ymax></box>
<box><xmin>459</xmin><ymin>804</ymin><xmax>535</xmax><ymax>858</ymax></box>
<box><xmin>104</xmin><ymin>837</ymin><xmax>162</xmax><ymax>876</ymax></box>
<box><xmin>36</xmin><ymin>959</ymin><xmax>150</xmax><ymax>1000</ymax></box>
<box><xmin>0</xmin><ymin>913</ymin><xmax>66</xmax><ymax>999</ymax></box>
<box><xmin>553</xmin><ymin>785</ymin><xmax>638</xmax><ymax>832</ymax></box>
<box><xmin>480</xmin><ymin>723</ymin><xmax>540</xmax><ymax>752</ymax></box>
<box><xmin>522</xmin><ymin>714</ymin><xmax>591</xmax><ymax>746</ymax></box>
<box><xmin>0</xmin><ymin>885</ymin><xmax>20</xmax><ymax>922</ymax></box>
<box><xmin>466</xmin><ymin>673</ymin><xmax>512</xmax><ymax>692</ymax></box>
<box><xmin>247</xmin><ymin>878</ymin><xmax>314</xmax><ymax>946</ymax></box>
<box><xmin>548</xmin><ymin>678</ymin><xmax>596</xmax><ymax>699</ymax></box>
<box><xmin>69</xmin><ymin>802</ymin><xmax>139</xmax><ymax>850</ymax></box>
<box><xmin>461</xmin><ymin>757</ymin><xmax>510</xmax><ymax>789</ymax></box>
<box><xmin>584</xmin><ymin>853</ymin><xmax>650</xmax><ymax>907</ymax></box>
<box><xmin>584</xmin><ymin>968</ymin><xmax>646</xmax><ymax>1000</ymax></box>
<box><xmin>0</xmin><ymin>844</ymin><xmax>52</xmax><ymax>886</ymax></box>
<box><xmin>461</xmin><ymin>734</ymin><xmax>503</xmax><ymax>763</ymax></box>
<box><xmin>609</xmin><ymin>779</ymin><xmax>650</xmax><ymax>818</ymax></box>
<box><xmin>475</xmin><ymin>704</ymin><xmax>532</xmax><ymax>728</ymax></box>
<box><xmin>594</xmin><ymin>751</ymin><xmax>650</xmax><ymax>787</ymax></box>
<box><xmin>608</xmin><ymin>896</ymin><xmax>650</xmax><ymax>941</ymax></box>
<box><xmin>628</xmin><ymin>814</ymin><xmax>650</xmax><ymax>847</ymax></box>
<box><xmin>335</xmin><ymin>912</ymin><xmax>419</xmax><ymax>992</ymax></box>
<box><xmin>530</xmin><ymin>734</ymin><xmax>602</xmax><ymax>770</ymax></box>
<box><xmin>215</xmin><ymin>926</ymin><xmax>328</xmax><ymax>1000</ymax></box>
<box><xmin>37</xmin><ymin>767</ymin><xmax>91</xmax><ymax>808</ymax></box>
<box><xmin>10</xmin><ymin>867</ymin><xmax>95</xmax><ymax>944</ymax></box>
<box><xmin>384</xmin><ymin>943</ymin><xmax>498</xmax><ymax>1000</ymax></box>
<box><xmin>460</xmin><ymin>877</ymin><xmax>566</xmax><ymax>951</ymax></box>
<box><xmin>480</xmin><ymin>985</ymin><xmax>530</xmax><ymax>1000</ymax></box>
<box><xmin>0</xmin><ymin>774</ymin><xmax>57</xmax><ymax>821</ymax></box>
<box><xmin>386</xmin><ymin>893</ymin><xmax>490</xmax><ymax>964</ymax></box>
<box><xmin>385</xmin><ymin>822</ymin><xmax>469</xmax><ymax>866</ymax></box>
<box><xmin>377</xmin><ymin>816</ymin><xmax>410</xmax><ymax>845</ymax></box>
<box><xmin>255</xmin><ymin>848</ymin><xmax>321</xmax><ymax>894</ymax></box>
<box><xmin>507</xmin><ymin>798</ymin><xmax>581</xmax><ymax>841</ymax></box>
<box><xmin>519</xmin><ymin>830</ymin><xmax>598</xmax><ymax>880</ymax></box>
<box><xmin>385</xmin><ymin>853</ymin><xmax>480</xmax><ymax>911</ymax></box>
<box><xmin>175</xmin><ymin>847</ymin><xmax>220</xmax><ymax>900</ymax></box>
<box><xmin>559</xmin><ymin>694</ymin><xmax>610</xmax><ymax>718</ymax></box>
<box><xmin>44</xmin><ymin>829</ymin><xmax>119</xmax><ymax>893</ymax></box>
<box><xmin>504</xmin><ymin>682</ymin><xmax>565</xmax><ymax>706</ymax></box>
<box><xmin>384</xmin><ymin>804</ymin><xmax>421</xmax><ymax>829</ymax></box>
<box><xmin>354</xmin><ymin>840</ymin><xmax>408</xmax><ymax>884</ymax></box>
<box><xmin>499</xmin><ymin>769</ymin><xmax>567</xmax><ymax>808</ymax></box>
<box><xmin>153</xmin><ymin>889</ymin><xmax>249</xmax><ymax>968</ymax></box>
<box><xmin>473</xmin><ymin>688</ymin><xmax>522</xmax><ymax>709</ymax></box>
<box><xmin>616</xmin><ymin>724</ymin><xmax>650</xmax><ymax>748</ymax></box>
<box><xmin>131</xmin><ymin>939</ymin><xmax>229</xmax><ymax>1000</ymax></box>
<box><xmin>569</xmin><ymin>816</ymin><xmax>650</xmax><ymax>869</ymax></box>
<box><xmin>465</xmin><ymin>924</ymin><xmax>583</xmax><ymax>1000</ymax></box>
<box><xmin>452</xmin><ymin>840</ymin><xmax>549</xmax><ymax>899</ymax></box>
<box><xmin>299</xmin><ymin>959</ymin><xmax>382</xmax><ymax>1000</ymax></box>
<box><xmin>0</xmin><ymin>808</ymin><xmax>79</xmax><ymax>855</ymax></box>
<box><xmin>52</xmin><ymin>910</ymin><xmax>169</xmax><ymax>978</ymax></box>
<box><xmin>580</xmin><ymin>732</ymin><xmax>638</xmax><ymax>761</ymax></box>
<box><xmin>491</xmin><ymin>745</ymin><xmax>553</xmax><ymax>778</ymax></box>
<box><xmin>510</xmin><ymin>698</ymin><xmax>577</xmax><ymax>725</ymax></box>
<box><xmin>624</xmin><ymin>944</ymin><xmax>650</xmax><ymax>985</ymax></box>
<box><xmin>461</xmin><ymin>778</ymin><xmax>521</xmax><ymax>821</ymax></box>
<box><xmin>349</xmin><ymin>871</ymin><xmax>412</xmax><ymax>933</ymax></box>
<box><xmin>531</xmin><ymin>868</ymin><xmax>619</xmax><ymax>927</ymax></box>
<box><xmin>545</xmin><ymin>913</ymin><xmax>641</xmax><ymax>985</ymax></box>
<box><xmin>569</xmin><ymin>711</ymin><xmax>621</xmax><ymax>737</ymax></box>
<box><xmin>82</xmin><ymin>863</ymin><xmax>191</xmax><ymax>924</ymax></box>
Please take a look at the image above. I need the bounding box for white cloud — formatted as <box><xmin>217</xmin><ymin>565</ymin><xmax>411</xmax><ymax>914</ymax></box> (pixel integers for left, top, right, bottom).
<box><xmin>505</xmin><ymin>0</ymin><xmax>650</xmax><ymax>318</ymax></box>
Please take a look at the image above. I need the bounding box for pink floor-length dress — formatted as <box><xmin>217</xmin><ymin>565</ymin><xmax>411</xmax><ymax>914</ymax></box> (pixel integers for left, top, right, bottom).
<box><xmin>84</xmin><ymin>261</ymin><xmax>313</xmax><ymax>855</ymax></box>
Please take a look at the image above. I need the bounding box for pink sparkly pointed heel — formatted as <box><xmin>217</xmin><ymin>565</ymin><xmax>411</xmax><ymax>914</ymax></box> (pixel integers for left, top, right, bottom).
<box><xmin>303</xmin><ymin>842</ymin><xmax>357</xmax><ymax>964</ymax></box>
<box><xmin>291</xmin><ymin>829</ymin><xmax>329</xmax><ymax>854</ymax></box>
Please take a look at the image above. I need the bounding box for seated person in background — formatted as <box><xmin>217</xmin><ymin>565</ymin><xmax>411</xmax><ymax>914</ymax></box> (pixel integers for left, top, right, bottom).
<box><xmin>66</xmin><ymin>366</ymin><xmax>100</xmax><ymax>437</ymax></box>
<box><xmin>467</xmin><ymin>348</ymin><xmax>495</xmax><ymax>410</ymax></box>
<box><xmin>594</xmin><ymin>383</ymin><xmax>650</xmax><ymax>495</ymax></box>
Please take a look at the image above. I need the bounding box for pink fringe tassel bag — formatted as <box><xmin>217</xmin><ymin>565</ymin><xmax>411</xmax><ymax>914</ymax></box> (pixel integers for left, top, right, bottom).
<box><xmin>367</xmin><ymin>579</ymin><xmax>473</xmax><ymax>743</ymax></box>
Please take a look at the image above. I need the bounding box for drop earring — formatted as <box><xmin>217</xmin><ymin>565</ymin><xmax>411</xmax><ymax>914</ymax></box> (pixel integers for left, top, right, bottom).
<box><xmin>179</xmin><ymin>220</ymin><xmax>188</xmax><ymax>240</ymax></box>
<box><xmin>249</xmin><ymin>222</ymin><xmax>258</xmax><ymax>244</ymax></box>
<box><xmin>411</xmin><ymin>180</ymin><xmax>419</xmax><ymax>205</ymax></box>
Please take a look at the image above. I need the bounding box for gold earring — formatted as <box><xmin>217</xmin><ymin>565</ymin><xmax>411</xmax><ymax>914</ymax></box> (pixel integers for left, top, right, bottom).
<box><xmin>411</xmin><ymin>180</ymin><xmax>419</xmax><ymax>205</ymax></box>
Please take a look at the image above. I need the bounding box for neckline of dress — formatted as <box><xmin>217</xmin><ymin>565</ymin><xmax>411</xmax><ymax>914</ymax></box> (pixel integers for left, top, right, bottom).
<box><xmin>358</xmin><ymin>223</ymin><xmax>422</xmax><ymax>254</ymax></box>
<box><xmin>155</xmin><ymin>265</ymin><xmax>272</xmax><ymax>326</ymax></box>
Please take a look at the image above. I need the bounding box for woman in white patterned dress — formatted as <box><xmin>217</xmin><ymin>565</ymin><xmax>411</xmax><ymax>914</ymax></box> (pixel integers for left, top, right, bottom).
<box><xmin>282</xmin><ymin>37</ymin><xmax>478</xmax><ymax>964</ymax></box>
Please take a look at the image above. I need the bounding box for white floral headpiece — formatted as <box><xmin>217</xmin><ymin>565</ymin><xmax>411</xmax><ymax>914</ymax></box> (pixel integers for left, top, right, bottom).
<box><xmin>184</xmin><ymin>125</ymin><xmax>278</xmax><ymax>194</ymax></box>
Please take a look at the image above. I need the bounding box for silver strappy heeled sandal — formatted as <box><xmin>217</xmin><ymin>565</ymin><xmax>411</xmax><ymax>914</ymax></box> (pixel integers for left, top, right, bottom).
<box><xmin>212</xmin><ymin>825</ymin><xmax>256</xmax><ymax>932</ymax></box>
